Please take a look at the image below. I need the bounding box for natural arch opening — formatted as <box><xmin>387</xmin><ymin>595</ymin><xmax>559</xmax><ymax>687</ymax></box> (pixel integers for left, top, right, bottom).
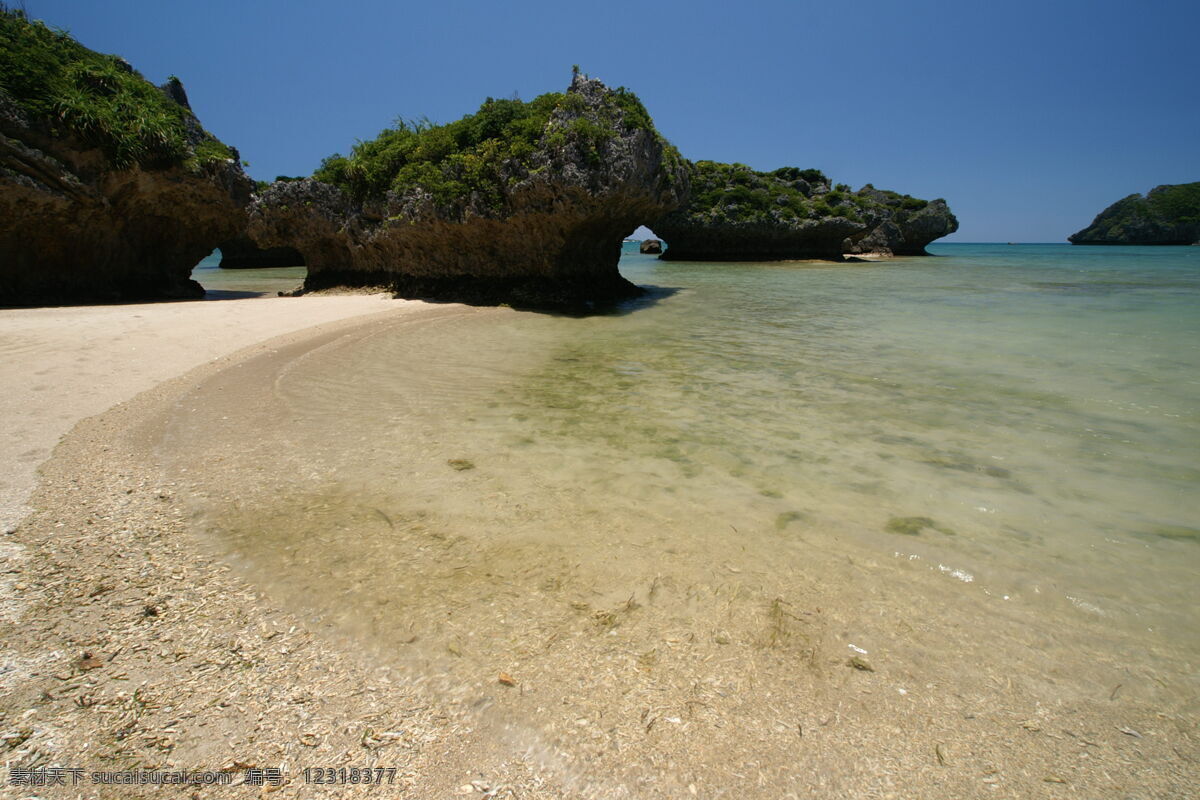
<box><xmin>189</xmin><ymin>239</ymin><xmax>308</xmax><ymax>298</ymax></box>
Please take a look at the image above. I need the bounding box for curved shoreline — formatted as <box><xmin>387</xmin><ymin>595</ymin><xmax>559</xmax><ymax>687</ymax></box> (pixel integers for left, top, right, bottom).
<box><xmin>0</xmin><ymin>296</ymin><xmax>1196</xmax><ymax>798</ymax></box>
<box><xmin>0</xmin><ymin>293</ymin><xmax>412</xmax><ymax>533</ymax></box>
<box><xmin>0</xmin><ymin>299</ymin><xmax>558</xmax><ymax>797</ymax></box>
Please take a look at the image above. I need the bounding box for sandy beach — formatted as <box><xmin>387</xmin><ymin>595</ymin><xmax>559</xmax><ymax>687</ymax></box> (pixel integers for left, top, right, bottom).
<box><xmin>0</xmin><ymin>292</ymin><xmax>1195</xmax><ymax>798</ymax></box>
<box><xmin>0</xmin><ymin>293</ymin><xmax>408</xmax><ymax>533</ymax></box>
<box><xmin>0</xmin><ymin>295</ymin><xmax>502</xmax><ymax>796</ymax></box>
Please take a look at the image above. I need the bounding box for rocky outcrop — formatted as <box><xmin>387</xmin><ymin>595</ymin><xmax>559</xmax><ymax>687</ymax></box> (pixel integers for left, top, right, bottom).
<box><xmin>248</xmin><ymin>73</ymin><xmax>687</xmax><ymax>310</ymax></box>
<box><xmin>654</xmin><ymin>163</ymin><xmax>959</xmax><ymax>261</ymax></box>
<box><xmin>1069</xmin><ymin>183</ymin><xmax>1200</xmax><ymax>245</ymax></box>
<box><xmin>639</xmin><ymin>239</ymin><xmax>662</xmax><ymax>254</ymax></box>
<box><xmin>653</xmin><ymin>162</ymin><xmax>876</xmax><ymax>261</ymax></box>
<box><xmin>0</xmin><ymin>12</ymin><xmax>252</xmax><ymax>305</ymax></box>
<box><xmin>845</xmin><ymin>186</ymin><xmax>958</xmax><ymax>255</ymax></box>
<box><xmin>159</xmin><ymin>76</ymin><xmax>191</xmax><ymax>110</ymax></box>
<box><xmin>217</xmin><ymin>235</ymin><xmax>305</xmax><ymax>269</ymax></box>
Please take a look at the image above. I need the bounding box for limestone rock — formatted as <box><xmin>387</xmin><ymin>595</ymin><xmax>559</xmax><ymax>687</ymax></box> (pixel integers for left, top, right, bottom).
<box><xmin>249</xmin><ymin>73</ymin><xmax>687</xmax><ymax>310</ymax></box>
<box><xmin>652</xmin><ymin>162</ymin><xmax>876</xmax><ymax>261</ymax></box>
<box><xmin>159</xmin><ymin>76</ymin><xmax>191</xmax><ymax>111</ymax></box>
<box><xmin>846</xmin><ymin>187</ymin><xmax>958</xmax><ymax>255</ymax></box>
<box><xmin>0</xmin><ymin>12</ymin><xmax>251</xmax><ymax>305</ymax></box>
<box><xmin>0</xmin><ymin>91</ymin><xmax>251</xmax><ymax>304</ymax></box>
<box><xmin>639</xmin><ymin>239</ymin><xmax>663</xmax><ymax>254</ymax></box>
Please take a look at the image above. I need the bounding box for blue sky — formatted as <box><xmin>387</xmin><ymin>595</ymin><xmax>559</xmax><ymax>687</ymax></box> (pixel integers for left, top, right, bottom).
<box><xmin>25</xmin><ymin>0</ymin><xmax>1200</xmax><ymax>242</ymax></box>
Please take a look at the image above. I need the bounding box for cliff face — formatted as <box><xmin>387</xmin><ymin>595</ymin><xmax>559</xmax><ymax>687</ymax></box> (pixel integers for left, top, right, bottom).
<box><xmin>1069</xmin><ymin>183</ymin><xmax>1200</xmax><ymax>245</ymax></box>
<box><xmin>845</xmin><ymin>186</ymin><xmax>958</xmax><ymax>255</ymax></box>
<box><xmin>0</xmin><ymin>11</ymin><xmax>251</xmax><ymax>305</ymax></box>
<box><xmin>248</xmin><ymin>73</ymin><xmax>687</xmax><ymax>309</ymax></box>
<box><xmin>653</xmin><ymin>162</ymin><xmax>872</xmax><ymax>261</ymax></box>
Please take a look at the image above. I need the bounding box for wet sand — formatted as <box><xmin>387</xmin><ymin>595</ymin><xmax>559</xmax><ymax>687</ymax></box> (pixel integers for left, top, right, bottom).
<box><xmin>0</xmin><ymin>293</ymin><xmax>407</xmax><ymax>532</ymax></box>
<box><xmin>0</xmin><ymin>299</ymin><xmax>1196</xmax><ymax>798</ymax></box>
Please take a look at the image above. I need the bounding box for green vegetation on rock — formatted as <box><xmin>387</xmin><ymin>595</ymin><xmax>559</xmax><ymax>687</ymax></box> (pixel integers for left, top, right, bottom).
<box><xmin>313</xmin><ymin>94</ymin><xmax>563</xmax><ymax>206</ymax></box>
<box><xmin>1069</xmin><ymin>182</ymin><xmax>1200</xmax><ymax>245</ymax></box>
<box><xmin>312</xmin><ymin>79</ymin><xmax>680</xmax><ymax>213</ymax></box>
<box><xmin>654</xmin><ymin>160</ymin><xmax>949</xmax><ymax>261</ymax></box>
<box><xmin>859</xmin><ymin>185</ymin><xmax>929</xmax><ymax>212</ymax></box>
<box><xmin>249</xmin><ymin>72</ymin><xmax>686</xmax><ymax>309</ymax></box>
<box><xmin>0</xmin><ymin>7</ymin><xmax>232</xmax><ymax>169</ymax></box>
<box><xmin>845</xmin><ymin>184</ymin><xmax>958</xmax><ymax>255</ymax></box>
<box><xmin>653</xmin><ymin>161</ymin><xmax>956</xmax><ymax>261</ymax></box>
<box><xmin>682</xmin><ymin>160</ymin><xmax>873</xmax><ymax>225</ymax></box>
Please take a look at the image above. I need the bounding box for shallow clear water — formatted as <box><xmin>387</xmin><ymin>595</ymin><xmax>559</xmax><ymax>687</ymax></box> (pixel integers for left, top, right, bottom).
<box><xmin>160</xmin><ymin>243</ymin><xmax>1200</xmax><ymax>752</ymax></box>
<box><xmin>189</xmin><ymin>249</ymin><xmax>306</xmax><ymax>296</ymax></box>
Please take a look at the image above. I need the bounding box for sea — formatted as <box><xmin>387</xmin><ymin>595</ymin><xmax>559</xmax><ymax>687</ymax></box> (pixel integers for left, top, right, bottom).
<box><xmin>173</xmin><ymin>243</ymin><xmax>1200</xmax><ymax>783</ymax></box>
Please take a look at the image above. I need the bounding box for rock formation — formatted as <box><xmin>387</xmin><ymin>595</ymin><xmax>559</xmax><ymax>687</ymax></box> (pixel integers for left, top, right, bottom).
<box><xmin>654</xmin><ymin>162</ymin><xmax>876</xmax><ymax>261</ymax></box>
<box><xmin>654</xmin><ymin>162</ymin><xmax>957</xmax><ymax>261</ymax></box>
<box><xmin>217</xmin><ymin>235</ymin><xmax>305</xmax><ymax>269</ymax></box>
<box><xmin>0</xmin><ymin>11</ymin><xmax>252</xmax><ymax>305</ymax></box>
<box><xmin>639</xmin><ymin>239</ymin><xmax>662</xmax><ymax>254</ymax></box>
<box><xmin>1068</xmin><ymin>183</ymin><xmax>1200</xmax><ymax>245</ymax></box>
<box><xmin>248</xmin><ymin>72</ymin><xmax>687</xmax><ymax>310</ymax></box>
<box><xmin>844</xmin><ymin>186</ymin><xmax>958</xmax><ymax>255</ymax></box>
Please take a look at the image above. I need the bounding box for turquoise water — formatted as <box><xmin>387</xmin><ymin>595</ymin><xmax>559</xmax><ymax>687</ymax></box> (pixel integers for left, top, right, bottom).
<box><xmin>612</xmin><ymin>241</ymin><xmax>1200</xmax><ymax>549</ymax></box>
<box><xmin>161</xmin><ymin>242</ymin><xmax>1200</xmax><ymax>783</ymax></box>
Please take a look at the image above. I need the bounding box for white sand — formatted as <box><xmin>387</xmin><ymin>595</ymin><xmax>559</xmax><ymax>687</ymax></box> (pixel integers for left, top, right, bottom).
<box><xmin>0</xmin><ymin>294</ymin><xmax>416</xmax><ymax>531</ymax></box>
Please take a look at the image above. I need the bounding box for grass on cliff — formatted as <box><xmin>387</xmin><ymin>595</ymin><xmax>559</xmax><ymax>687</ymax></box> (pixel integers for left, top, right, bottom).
<box><xmin>0</xmin><ymin>6</ymin><xmax>231</xmax><ymax>169</ymax></box>
<box><xmin>313</xmin><ymin>77</ymin><xmax>680</xmax><ymax>211</ymax></box>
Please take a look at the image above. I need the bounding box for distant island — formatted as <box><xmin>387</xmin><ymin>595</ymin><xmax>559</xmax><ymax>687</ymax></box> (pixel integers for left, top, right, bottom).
<box><xmin>1069</xmin><ymin>182</ymin><xmax>1200</xmax><ymax>245</ymax></box>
